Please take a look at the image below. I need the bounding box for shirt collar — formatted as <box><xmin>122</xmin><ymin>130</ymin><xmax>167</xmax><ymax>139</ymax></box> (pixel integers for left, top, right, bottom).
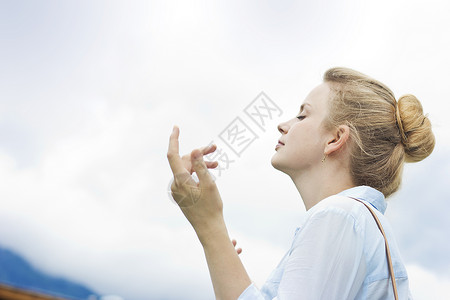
<box><xmin>338</xmin><ymin>186</ymin><xmax>387</xmax><ymax>214</ymax></box>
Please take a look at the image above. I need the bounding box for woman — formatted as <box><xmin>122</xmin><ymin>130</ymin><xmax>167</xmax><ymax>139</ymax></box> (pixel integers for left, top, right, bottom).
<box><xmin>167</xmin><ymin>67</ymin><xmax>435</xmax><ymax>299</ymax></box>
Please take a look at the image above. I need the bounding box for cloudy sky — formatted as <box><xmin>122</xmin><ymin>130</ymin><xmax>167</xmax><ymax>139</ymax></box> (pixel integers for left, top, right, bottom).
<box><xmin>1</xmin><ymin>0</ymin><xmax>450</xmax><ymax>299</ymax></box>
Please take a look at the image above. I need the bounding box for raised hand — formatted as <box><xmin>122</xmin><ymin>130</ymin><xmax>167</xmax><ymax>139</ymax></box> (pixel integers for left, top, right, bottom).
<box><xmin>167</xmin><ymin>126</ymin><xmax>224</xmax><ymax>236</ymax></box>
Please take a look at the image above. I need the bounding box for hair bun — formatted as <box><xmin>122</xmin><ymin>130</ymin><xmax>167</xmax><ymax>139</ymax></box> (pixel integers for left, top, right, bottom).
<box><xmin>396</xmin><ymin>94</ymin><xmax>435</xmax><ymax>162</ymax></box>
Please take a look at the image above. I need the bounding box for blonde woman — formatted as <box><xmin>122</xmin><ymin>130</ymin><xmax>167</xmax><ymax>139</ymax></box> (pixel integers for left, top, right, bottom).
<box><xmin>167</xmin><ymin>67</ymin><xmax>435</xmax><ymax>299</ymax></box>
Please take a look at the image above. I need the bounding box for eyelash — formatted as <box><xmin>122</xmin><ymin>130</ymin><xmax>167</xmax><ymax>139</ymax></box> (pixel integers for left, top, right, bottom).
<box><xmin>296</xmin><ymin>115</ymin><xmax>305</xmax><ymax>120</ymax></box>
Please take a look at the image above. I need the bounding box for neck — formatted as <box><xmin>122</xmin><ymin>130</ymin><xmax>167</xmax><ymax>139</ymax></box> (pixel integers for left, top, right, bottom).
<box><xmin>289</xmin><ymin>161</ymin><xmax>355</xmax><ymax>211</ymax></box>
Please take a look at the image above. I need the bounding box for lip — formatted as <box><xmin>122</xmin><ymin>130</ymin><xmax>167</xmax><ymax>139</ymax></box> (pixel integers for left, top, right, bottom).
<box><xmin>275</xmin><ymin>140</ymin><xmax>285</xmax><ymax>150</ymax></box>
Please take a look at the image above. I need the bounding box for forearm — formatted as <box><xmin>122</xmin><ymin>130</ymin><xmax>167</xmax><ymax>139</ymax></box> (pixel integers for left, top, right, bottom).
<box><xmin>197</xmin><ymin>220</ymin><xmax>252</xmax><ymax>300</ymax></box>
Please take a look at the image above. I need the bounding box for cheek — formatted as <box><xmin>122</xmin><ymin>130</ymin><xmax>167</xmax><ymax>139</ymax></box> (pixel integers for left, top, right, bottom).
<box><xmin>289</xmin><ymin>125</ymin><xmax>325</xmax><ymax>151</ymax></box>
<box><xmin>289</xmin><ymin>125</ymin><xmax>312</xmax><ymax>144</ymax></box>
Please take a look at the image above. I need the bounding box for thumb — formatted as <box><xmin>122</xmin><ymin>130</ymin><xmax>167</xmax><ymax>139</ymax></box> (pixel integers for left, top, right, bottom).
<box><xmin>191</xmin><ymin>149</ymin><xmax>212</xmax><ymax>184</ymax></box>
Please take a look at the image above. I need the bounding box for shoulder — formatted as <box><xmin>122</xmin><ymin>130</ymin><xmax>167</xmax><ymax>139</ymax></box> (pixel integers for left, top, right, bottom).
<box><xmin>310</xmin><ymin>194</ymin><xmax>367</xmax><ymax>219</ymax></box>
<box><xmin>299</xmin><ymin>195</ymin><xmax>369</xmax><ymax>235</ymax></box>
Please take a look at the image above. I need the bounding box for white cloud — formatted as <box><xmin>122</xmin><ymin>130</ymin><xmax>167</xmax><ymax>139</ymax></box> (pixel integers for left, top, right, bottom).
<box><xmin>407</xmin><ymin>264</ymin><xmax>450</xmax><ymax>300</ymax></box>
<box><xmin>385</xmin><ymin>146</ymin><xmax>450</xmax><ymax>277</ymax></box>
<box><xmin>1</xmin><ymin>0</ymin><xmax>450</xmax><ymax>299</ymax></box>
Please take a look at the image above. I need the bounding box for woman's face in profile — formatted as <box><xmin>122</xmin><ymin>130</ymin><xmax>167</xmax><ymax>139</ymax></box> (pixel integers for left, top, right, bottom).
<box><xmin>271</xmin><ymin>82</ymin><xmax>333</xmax><ymax>176</ymax></box>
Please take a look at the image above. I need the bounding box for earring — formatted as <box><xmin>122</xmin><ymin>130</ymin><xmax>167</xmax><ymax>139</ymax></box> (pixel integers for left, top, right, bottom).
<box><xmin>321</xmin><ymin>154</ymin><xmax>327</xmax><ymax>163</ymax></box>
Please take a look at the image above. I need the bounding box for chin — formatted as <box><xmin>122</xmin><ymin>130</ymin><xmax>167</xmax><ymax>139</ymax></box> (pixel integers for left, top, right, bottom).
<box><xmin>270</xmin><ymin>155</ymin><xmax>284</xmax><ymax>172</ymax></box>
<box><xmin>271</xmin><ymin>154</ymin><xmax>295</xmax><ymax>177</ymax></box>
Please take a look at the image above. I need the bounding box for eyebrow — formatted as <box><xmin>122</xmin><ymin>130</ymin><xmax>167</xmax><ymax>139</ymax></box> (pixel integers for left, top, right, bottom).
<box><xmin>299</xmin><ymin>103</ymin><xmax>312</xmax><ymax>112</ymax></box>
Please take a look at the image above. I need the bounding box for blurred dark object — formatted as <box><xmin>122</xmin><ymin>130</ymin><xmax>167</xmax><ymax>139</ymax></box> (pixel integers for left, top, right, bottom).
<box><xmin>0</xmin><ymin>246</ymin><xmax>97</xmax><ymax>300</ymax></box>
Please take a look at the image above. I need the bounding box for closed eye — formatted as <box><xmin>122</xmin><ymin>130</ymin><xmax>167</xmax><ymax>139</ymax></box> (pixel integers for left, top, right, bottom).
<box><xmin>296</xmin><ymin>115</ymin><xmax>306</xmax><ymax>120</ymax></box>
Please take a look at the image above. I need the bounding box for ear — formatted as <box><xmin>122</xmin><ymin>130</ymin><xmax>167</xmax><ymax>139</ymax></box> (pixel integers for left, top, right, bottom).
<box><xmin>324</xmin><ymin>124</ymin><xmax>350</xmax><ymax>156</ymax></box>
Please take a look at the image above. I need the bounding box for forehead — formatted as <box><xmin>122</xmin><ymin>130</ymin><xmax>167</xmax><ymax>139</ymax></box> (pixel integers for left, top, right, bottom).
<box><xmin>300</xmin><ymin>83</ymin><xmax>331</xmax><ymax>111</ymax></box>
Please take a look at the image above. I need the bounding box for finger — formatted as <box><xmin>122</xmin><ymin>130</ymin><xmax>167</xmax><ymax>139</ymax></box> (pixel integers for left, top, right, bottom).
<box><xmin>181</xmin><ymin>144</ymin><xmax>216</xmax><ymax>167</ymax></box>
<box><xmin>191</xmin><ymin>149</ymin><xmax>212</xmax><ymax>183</ymax></box>
<box><xmin>202</xmin><ymin>143</ymin><xmax>217</xmax><ymax>156</ymax></box>
<box><xmin>181</xmin><ymin>157</ymin><xmax>216</xmax><ymax>176</ymax></box>
<box><xmin>167</xmin><ymin>126</ymin><xmax>186</xmax><ymax>175</ymax></box>
<box><xmin>205</xmin><ymin>161</ymin><xmax>218</xmax><ymax>169</ymax></box>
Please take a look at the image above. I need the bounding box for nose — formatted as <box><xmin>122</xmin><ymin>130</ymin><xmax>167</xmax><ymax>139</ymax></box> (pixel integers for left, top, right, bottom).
<box><xmin>278</xmin><ymin>121</ymin><xmax>288</xmax><ymax>134</ymax></box>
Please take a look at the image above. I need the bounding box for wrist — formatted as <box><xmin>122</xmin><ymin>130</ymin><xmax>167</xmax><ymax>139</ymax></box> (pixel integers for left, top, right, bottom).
<box><xmin>194</xmin><ymin>217</ymin><xmax>229</xmax><ymax>246</ymax></box>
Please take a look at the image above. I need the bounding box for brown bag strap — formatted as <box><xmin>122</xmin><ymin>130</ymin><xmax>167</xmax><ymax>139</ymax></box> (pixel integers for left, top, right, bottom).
<box><xmin>350</xmin><ymin>197</ymin><xmax>399</xmax><ymax>300</ymax></box>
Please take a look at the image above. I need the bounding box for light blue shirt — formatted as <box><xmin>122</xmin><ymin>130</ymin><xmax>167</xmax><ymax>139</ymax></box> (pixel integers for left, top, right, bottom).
<box><xmin>238</xmin><ymin>186</ymin><xmax>412</xmax><ymax>299</ymax></box>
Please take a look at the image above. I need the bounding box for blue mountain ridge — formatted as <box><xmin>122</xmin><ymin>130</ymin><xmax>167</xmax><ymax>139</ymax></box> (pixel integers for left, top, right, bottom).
<box><xmin>0</xmin><ymin>245</ymin><xmax>98</xmax><ymax>299</ymax></box>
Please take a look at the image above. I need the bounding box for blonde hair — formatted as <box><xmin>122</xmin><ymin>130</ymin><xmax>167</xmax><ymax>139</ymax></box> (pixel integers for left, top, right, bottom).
<box><xmin>323</xmin><ymin>67</ymin><xmax>435</xmax><ymax>197</ymax></box>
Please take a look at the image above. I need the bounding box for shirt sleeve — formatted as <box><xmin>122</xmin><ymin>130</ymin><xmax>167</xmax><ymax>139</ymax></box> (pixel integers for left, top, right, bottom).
<box><xmin>238</xmin><ymin>283</ymin><xmax>268</xmax><ymax>300</ymax></box>
<box><xmin>277</xmin><ymin>207</ymin><xmax>367</xmax><ymax>299</ymax></box>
